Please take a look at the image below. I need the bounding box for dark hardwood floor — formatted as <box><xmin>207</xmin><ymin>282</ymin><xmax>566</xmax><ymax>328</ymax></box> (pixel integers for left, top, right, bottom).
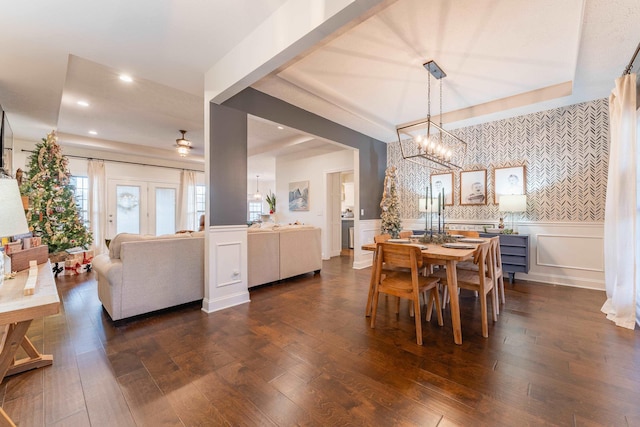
<box><xmin>1</xmin><ymin>255</ymin><xmax>639</xmax><ymax>426</ymax></box>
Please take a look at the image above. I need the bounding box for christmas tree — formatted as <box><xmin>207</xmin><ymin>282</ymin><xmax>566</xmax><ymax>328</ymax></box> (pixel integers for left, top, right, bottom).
<box><xmin>380</xmin><ymin>166</ymin><xmax>402</xmax><ymax>238</ymax></box>
<box><xmin>21</xmin><ymin>131</ymin><xmax>92</xmax><ymax>253</ymax></box>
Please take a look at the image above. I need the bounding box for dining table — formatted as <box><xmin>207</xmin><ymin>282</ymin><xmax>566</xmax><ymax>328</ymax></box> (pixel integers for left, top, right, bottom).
<box><xmin>362</xmin><ymin>238</ymin><xmax>489</xmax><ymax>345</ymax></box>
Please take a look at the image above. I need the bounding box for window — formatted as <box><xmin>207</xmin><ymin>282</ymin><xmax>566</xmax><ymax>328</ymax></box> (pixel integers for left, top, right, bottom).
<box><xmin>70</xmin><ymin>176</ymin><xmax>89</xmax><ymax>227</ymax></box>
<box><xmin>248</xmin><ymin>200</ymin><xmax>262</xmax><ymax>222</ymax></box>
<box><xmin>196</xmin><ymin>185</ymin><xmax>206</xmax><ymax>226</ymax></box>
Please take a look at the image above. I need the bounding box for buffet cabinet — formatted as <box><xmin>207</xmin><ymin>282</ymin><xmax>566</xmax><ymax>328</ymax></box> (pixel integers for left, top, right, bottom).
<box><xmin>479</xmin><ymin>233</ymin><xmax>529</xmax><ymax>283</ymax></box>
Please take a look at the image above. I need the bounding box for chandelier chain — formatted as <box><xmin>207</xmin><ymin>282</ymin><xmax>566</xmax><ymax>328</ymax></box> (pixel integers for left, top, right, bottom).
<box><xmin>427</xmin><ymin>72</ymin><xmax>431</xmax><ymax>121</ymax></box>
<box><xmin>439</xmin><ymin>78</ymin><xmax>443</xmax><ymax>127</ymax></box>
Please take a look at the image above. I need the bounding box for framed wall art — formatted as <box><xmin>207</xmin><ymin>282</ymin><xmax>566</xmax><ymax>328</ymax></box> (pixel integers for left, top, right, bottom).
<box><xmin>288</xmin><ymin>180</ymin><xmax>309</xmax><ymax>211</ymax></box>
<box><xmin>430</xmin><ymin>172</ymin><xmax>453</xmax><ymax>206</ymax></box>
<box><xmin>494</xmin><ymin>165</ymin><xmax>526</xmax><ymax>204</ymax></box>
<box><xmin>460</xmin><ymin>169</ymin><xmax>487</xmax><ymax>205</ymax></box>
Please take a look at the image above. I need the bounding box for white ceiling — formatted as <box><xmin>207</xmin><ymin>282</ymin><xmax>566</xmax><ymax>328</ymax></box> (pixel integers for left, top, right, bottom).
<box><xmin>1</xmin><ymin>0</ymin><xmax>639</xmax><ymax>177</ymax></box>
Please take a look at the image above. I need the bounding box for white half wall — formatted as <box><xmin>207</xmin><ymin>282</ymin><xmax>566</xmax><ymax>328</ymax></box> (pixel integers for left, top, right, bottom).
<box><xmin>202</xmin><ymin>225</ymin><xmax>250</xmax><ymax>313</ymax></box>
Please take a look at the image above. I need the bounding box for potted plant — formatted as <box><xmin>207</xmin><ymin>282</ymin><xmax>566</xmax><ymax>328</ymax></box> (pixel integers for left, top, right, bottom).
<box><xmin>266</xmin><ymin>191</ymin><xmax>276</xmax><ymax>214</ymax></box>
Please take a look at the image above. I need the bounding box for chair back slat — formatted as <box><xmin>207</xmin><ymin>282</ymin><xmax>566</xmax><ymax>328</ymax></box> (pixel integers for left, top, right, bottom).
<box><xmin>473</xmin><ymin>241</ymin><xmax>490</xmax><ymax>278</ymax></box>
<box><xmin>374</xmin><ymin>234</ymin><xmax>391</xmax><ymax>243</ymax></box>
<box><xmin>375</xmin><ymin>242</ymin><xmax>423</xmax><ymax>270</ymax></box>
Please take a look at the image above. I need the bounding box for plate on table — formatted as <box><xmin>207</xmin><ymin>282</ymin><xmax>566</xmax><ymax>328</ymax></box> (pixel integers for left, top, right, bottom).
<box><xmin>458</xmin><ymin>238</ymin><xmax>485</xmax><ymax>243</ymax></box>
<box><xmin>388</xmin><ymin>238</ymin><xmax>411</xmax><ymax>243</ymax></box>
<box><xmin>441</xmin><ymin>243</ymin><xmax>476</xmax><ymax>249</ymax></box>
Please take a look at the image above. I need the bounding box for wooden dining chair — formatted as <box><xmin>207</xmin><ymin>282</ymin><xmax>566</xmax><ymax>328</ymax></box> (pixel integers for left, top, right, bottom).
<box><xmin>432</xmin><ymin>241</ymin><xmax>497</xmax><ymax>338</ymax></box>
<box><xmin>365</xmin><ymin>234</ymin><xmax>392</xmax><ymax>316</ymax></box>
<box><xmin>399</xmin><ymin>230</ymin><xmax>413</xmax><ymax>238</ymax></box>
<box><xmin>370</xmin><ymin>243</ymin><xmax>443</xmax><ymax>345</ymax></box>
<box><xmin>374</xmin><ymin>234</ymin><xmax>391</xmax><ymax>243</ymax></box>
<box><xmin>489</xmin><ymin>236</ymin><xmax>505</xmax><ymax>313</ymax></box>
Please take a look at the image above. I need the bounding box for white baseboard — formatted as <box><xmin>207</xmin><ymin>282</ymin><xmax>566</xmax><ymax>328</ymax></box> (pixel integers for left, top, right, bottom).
<box><xmin>519</xmin><ymin>272</ymin><xmax>605</xmax><ymax>291</ymax></box>
<box><xmin>201</xmin><ymin>291</ymin><xmax>250</xmax><ymax>313</ymax></box>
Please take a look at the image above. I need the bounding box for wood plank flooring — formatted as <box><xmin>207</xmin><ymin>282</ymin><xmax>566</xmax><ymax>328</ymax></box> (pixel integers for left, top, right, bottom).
<box><xmin>1</xmin><ymin>255</ymin><xmax>639</xmax><ymax>426</ymax></box>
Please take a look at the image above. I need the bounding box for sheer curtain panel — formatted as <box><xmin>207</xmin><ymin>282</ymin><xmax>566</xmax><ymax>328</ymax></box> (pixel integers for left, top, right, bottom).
<box><xmin>88</xmin><ymin>160</ymin><xmax>107</xmax><ymax>254</ymax></box>
<box><xmin>602</xmin><ymin>73</ymin><xmax>639</xmax><ymax>329</ymax></box>
<box><xmin>178</xmin><ymin>170</ymin><xmax>197</xmax><ymax>231</ymax></box>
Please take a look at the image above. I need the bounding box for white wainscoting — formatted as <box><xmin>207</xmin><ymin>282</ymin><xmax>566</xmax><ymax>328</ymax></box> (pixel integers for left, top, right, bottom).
<box><xmin>202</xmin><ymin>225</ymin><xmax>251</xmax><ymax>313</ymax></box>
<box><xmin>401</xmin><ymin>219</ymin><xmax>605</xmax><ymax>291</ymax></box>
<box><xmin>353</xmin><ymin>219</ymin><xmax>380</xmax><ymax>269</ymax></box>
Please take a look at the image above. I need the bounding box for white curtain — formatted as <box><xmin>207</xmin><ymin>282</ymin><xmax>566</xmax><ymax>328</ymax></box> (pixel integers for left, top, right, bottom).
<box><xmin>602</xmin><ymin>73</ymin><xmax>639</xmax><ymax>329</ymax></box>
<box><xmin>87</xmin><ymin>160</ymin><xmax>107</xmax><ymax>255</ymax></box>
<box><xmin>178</xmin><ymin>170</ymin><xmax>197</xmax><ymax>231</ymax></box>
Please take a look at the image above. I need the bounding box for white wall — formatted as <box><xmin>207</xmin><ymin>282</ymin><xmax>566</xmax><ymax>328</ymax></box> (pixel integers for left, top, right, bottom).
<box><xmin>276</xmin><ymin>149</ymin><xmax>355</xmax><ymax>258</ymax></box>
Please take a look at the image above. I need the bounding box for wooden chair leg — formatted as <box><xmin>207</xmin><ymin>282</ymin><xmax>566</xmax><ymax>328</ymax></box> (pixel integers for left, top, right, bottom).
<box><xmin>432</xmin><ymin>287</ymin><xmax>444</xmax><ymax>326</ymax></box>
<box><xmin>490</xmin><ymin>288</ymin><xmax>498</xmax><ymax>322</ymax></box>
<box><xmin>499</xmin><ymin>276</ymin><xmax>506</xmax><ymax>304</ymax></box>
<box><xmin>370</xmin><ymin>291</ymin><xmax>380</xmax><ymax>328</ymax></box>
<box><xmin>426</xmin><ymin>292</ymin><xmax>434</xmax><ymax>321</ymax></box>
<box><xmin>413</xmin><ymin>297</ymin><xmax>423</xmax><ymax>345</ymax></box>
<box><xmin>494</xmin><ymin>278</ymin><xmax>500</xmax><ymax>316</ymax></box>
<box><xmin>480</xmin><ymin>289</ymin><xmax>489</xmax><ymax>338</ymax></box>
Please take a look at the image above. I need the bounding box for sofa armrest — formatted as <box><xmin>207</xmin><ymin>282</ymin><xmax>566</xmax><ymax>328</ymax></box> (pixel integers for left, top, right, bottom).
<box><xmin>92</xmin><ymin>254</ymin><xmax>123</xmax><ymax>319</ymax></box>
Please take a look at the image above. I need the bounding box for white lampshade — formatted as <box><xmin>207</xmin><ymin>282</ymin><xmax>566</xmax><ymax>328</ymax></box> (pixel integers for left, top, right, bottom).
<box><xmin>499</xmin><ymin>194</ymin><xmax>527</xmax><ymax>212</ymax></box>
<box><xmin>0</xmin><ymin>179</ymin><xmax>29</xmax><ymax>238</ymax></box>
<box><xmin>419</xmin><ymin>198</ymin><xmax>439</xmax><ymax>213</ymax></box>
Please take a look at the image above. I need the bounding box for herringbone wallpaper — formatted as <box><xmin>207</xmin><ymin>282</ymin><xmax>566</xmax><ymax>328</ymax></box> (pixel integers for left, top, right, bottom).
<box><xmin>388</xmin><ymin>98</ymin><xmax>609</xmax><ymax>222</ymax></box>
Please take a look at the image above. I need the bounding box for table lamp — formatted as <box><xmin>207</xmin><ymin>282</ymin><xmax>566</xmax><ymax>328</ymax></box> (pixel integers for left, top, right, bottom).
<box><xmin>0</xmin><ymin>178</ymin><xmax>30</xmax><ymax>285</ymax></box>
<box><xmin>498</xmin><ymin>194</ymin><xmax>527</xmax><ymax>232</ymax></box>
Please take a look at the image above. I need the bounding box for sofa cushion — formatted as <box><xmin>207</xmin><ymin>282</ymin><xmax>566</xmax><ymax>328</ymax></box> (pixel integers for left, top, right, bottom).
<box><xmin>108</xmin><ymin>232</ymin><xmax>192</xmax><ymax>259</ymax></box>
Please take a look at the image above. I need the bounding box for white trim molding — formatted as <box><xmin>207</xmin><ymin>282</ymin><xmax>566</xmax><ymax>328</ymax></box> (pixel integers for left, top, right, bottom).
<box><xmin>202</xmin><ymin>225</ymin><xmax>250</xmax><ymax>313</ymax></box>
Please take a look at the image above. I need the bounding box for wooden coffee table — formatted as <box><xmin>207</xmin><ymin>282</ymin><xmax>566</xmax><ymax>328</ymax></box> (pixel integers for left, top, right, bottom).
<box><xmin>0</xmin><ymin>261</ymin><xmax>60</xmax><ymax>426</ymax></box>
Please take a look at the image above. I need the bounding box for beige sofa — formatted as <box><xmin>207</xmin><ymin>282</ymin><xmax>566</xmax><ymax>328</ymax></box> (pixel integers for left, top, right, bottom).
<box><xmin>247</xmin><ymin>226</ymin><xmax>322</xmax><ymax>287</ymax></box>
<box><xmin>93</xmin><ymin>226</ymin><xmax>321</xmax><ymax>320</ymax></box>
<box><xmin>92</xmin><ymin>232</ymin><xmax>204</xmax><ymax>321</ymax></box>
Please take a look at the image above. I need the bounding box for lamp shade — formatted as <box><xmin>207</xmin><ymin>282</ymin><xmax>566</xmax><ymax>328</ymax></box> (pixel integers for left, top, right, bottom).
<box><xmin>418</xmin><ymin>198</ymin><xmax>439</xmax><ymax>213</ymax></box>
<box><xmin>0</xmin><ymin>179</ymin><xmax>29</xmax><ymax>237</ymax></box>
<box><xmin>499</xmin><ymin>194</ymin><xmax>527</xmax><ymax>212</ymax></box>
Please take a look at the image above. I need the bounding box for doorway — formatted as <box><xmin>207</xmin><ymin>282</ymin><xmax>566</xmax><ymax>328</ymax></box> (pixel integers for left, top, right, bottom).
<box><xmin>325</xmin><ymin>170</ymin><xmax>354</xmax><ymax>258</ymax></box>
<box><xmin>107</xmin><ymin>179</ymin><xmax>179</xmax><ymax>238</ymax></box>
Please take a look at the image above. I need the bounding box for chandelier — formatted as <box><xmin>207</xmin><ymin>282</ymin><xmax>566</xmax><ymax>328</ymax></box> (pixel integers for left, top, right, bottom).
<box><xmin>175</xmin><ymin>130</ymin><xmax>192</xmax><ymax>157</ymax></box>
<box><xmin>397</xmin><ymin>60</ymin><xmax>467</xmax><ymax>170</ymax></box>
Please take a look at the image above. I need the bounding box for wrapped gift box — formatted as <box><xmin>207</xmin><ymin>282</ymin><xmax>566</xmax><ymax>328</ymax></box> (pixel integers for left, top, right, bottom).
<box><xmin>58</xmin><ymin>248</ymin><xmax>94</xmax><ymax>276</ymax></box>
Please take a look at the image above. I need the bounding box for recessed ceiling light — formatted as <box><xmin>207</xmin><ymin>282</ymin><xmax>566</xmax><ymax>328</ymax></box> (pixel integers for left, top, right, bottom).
<box><xmin>277</xmin><ymin>126</ymin><xmax>284</xmax><ymax>130</ymax></box>
<box><xmin>77</xmin><ymin>100</ymin><xmax>89</xmax><ymax>107</ymax></box>
<box><xmin>88</xmin><ymin>130</ymin><xmax>97</xmax><ymax>135</ymax></box>
<box><xmin>119</xmin><ymin>74</ymin><xmax>133</xmax><ymax>83</ymax></box>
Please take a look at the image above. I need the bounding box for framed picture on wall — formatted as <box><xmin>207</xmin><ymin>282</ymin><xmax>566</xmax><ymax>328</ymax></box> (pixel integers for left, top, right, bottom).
<box><xmin>494</xmin><ymin>165</ymin><xmax>526</xmax><ymax>204</ymax></box>
<box><xmin>460</xmin><ymin>169</ymin><xmax>487</xmax><ymax>205</ymax></box>
<box><xmin>430</xmin><ymin>172</ymin><xmax>453</xmax><ymax>206</ymax></box>
<box><xmin>289</xmin><ymin>180</ymin><xmax>309</xmax><ymax>211</ymax></box>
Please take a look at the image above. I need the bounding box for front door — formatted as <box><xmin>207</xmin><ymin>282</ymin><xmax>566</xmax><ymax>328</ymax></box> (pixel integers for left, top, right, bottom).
<box><xmin>107</xmin><ymin>180</ymin><xmax>178</xmax><ymax>238</ymax></box>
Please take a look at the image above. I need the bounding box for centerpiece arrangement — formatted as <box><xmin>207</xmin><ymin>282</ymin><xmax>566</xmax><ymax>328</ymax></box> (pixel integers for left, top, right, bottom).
<box><xmin>419</xmin><ymin>183</ymin><xmax>457</xmax><ymax>244</ymax></box>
